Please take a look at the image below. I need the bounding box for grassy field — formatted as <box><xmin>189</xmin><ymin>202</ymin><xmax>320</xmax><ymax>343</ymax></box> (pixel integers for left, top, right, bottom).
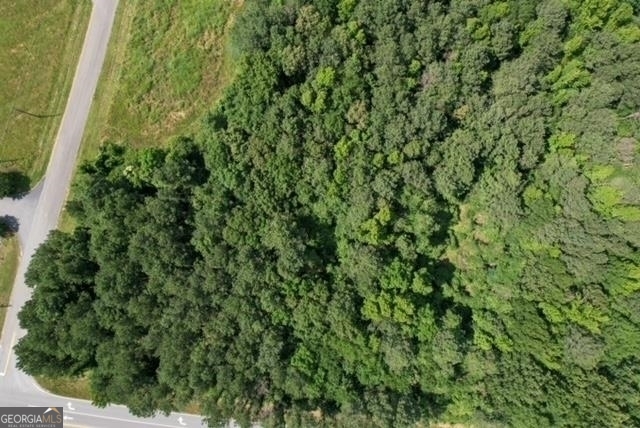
<box><xmin>77</xmin><ymin>0</ymin><xmax>242</xmax><ymax>164</ymax></box>
<box><xmin>0</xmin><ymin>237</ymin><xmax>19</xmax><ymax>335</ymax></box>
<box><xmin>0</xmin><ymin>1</ymin><xmax>91</xmax><ymax>184</ymax></box>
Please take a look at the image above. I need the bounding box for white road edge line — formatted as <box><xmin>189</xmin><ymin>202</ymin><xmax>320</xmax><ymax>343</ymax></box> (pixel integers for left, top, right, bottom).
<box><xmin>66</xmin><ymin>410</ymin><xmax>187</xmax><ymax>428</ymax></box>
<box><xmin>0</xmin><ymin>331</ymin><xmax>16</xmax><ymax>376</ymax></box>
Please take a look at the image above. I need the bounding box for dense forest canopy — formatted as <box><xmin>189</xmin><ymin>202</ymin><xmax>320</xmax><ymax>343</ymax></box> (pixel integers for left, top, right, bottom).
<box><xmin>15</xmin><ymin>0</ymin><xmax>640</xmax><ymax>427</ymax></box>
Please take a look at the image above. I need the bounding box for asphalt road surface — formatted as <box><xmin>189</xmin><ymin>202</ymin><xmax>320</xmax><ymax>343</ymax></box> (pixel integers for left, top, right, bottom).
<box><xmin>0</xmin><ymin>2</ymin><xmax>209</xmax><ymax>427</ymax></box>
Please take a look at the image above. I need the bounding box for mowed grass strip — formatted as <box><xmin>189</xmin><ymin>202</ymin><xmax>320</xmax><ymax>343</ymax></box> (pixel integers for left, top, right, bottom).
<box><xmin>78</xmin><ymin>0</ymin><xmax>242</xmax><ymax>163</ymax></box>
<box><xmin>0</xmin><ymin>0</ymin><xmax>91</xmax><ymax>184</ymax></box>
<box><xmin>0</xmin><ymin>237</ymin><xmax>19</xmax><ymax>335</ymax></box>
<box><xmin>36</xmin><ymin>375</ymin><xmax>92</xmax><ymax>400</ymax></box>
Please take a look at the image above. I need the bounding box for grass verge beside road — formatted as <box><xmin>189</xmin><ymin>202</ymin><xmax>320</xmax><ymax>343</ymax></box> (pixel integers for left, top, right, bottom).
<box><xmin>0</xmin><ymin>237</ymin><xmax>19</xmax><ymax>335</ymax></box>
<box><xmin>0</xmin><ymin>1</ymin><xmax>91</xmax><ymax>184</ymax></box>
<box><xmin>77</xmin><ymin>0</ymin><xmax>242</xmax><ymax>163</ymax></box>
<box><xmin>36</xmin><ymin>375</ymin><xmax>92</xmax><ymax>401</ymax></box>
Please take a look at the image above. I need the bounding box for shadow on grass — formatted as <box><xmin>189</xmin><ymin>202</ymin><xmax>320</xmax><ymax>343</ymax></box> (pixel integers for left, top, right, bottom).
<box><xmin>0</xmin><ymin>171</ymin><xmax>30</xmax><ymax>199</ymax></box>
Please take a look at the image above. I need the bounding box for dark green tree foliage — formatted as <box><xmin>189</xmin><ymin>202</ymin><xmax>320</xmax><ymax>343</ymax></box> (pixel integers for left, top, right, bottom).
<box><xmin>0</xmin><ymin>215</ymin><xmax>18</xmax><ymax>238</ymax></box>
<box><xmin>0</xmin><ymin>170</ymin><xmax>30</xmax><ymax>198</ymax></box>
<box><xmin>16</xmin><ymin>228</ymin><xmax>102</xmax><ymax>376</ymax></box>
<box><xmin>15</xmin><ymin>0</ymin><xmax>640</xmax><ymax>427</ymax></box>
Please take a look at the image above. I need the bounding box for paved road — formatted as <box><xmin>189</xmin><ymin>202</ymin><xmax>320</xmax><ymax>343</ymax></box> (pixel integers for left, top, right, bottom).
<box><xmin>0</xmin><ymin>2</ymin><xmax>207</xmax><ymax>427</ymax></box>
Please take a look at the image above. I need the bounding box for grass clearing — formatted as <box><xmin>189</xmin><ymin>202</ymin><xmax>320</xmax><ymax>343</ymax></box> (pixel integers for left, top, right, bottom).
<box><xmin>0</xmin><ymin>237</ymin><xmax>19</xmax><ymax>335</ymax></box>
<box><xmin>77</xmin><ymin>0</ymin><xmax>242</xmax><ymax>164</ymax></box>
<box><xmin>36</xmin><ymin>375</ymin><xmax>92</xmax><ymax>401</ymax></box>
<box><xmin>0</xmin><ymin>0</ymin><xmax>91</xmax><ymax>184</ymax></box>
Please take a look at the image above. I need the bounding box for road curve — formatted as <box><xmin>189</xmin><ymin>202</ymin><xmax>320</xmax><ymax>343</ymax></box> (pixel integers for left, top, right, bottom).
<box><xmin>0</xmin><ymin>2</ymin><xmax>207</xmax><ymax>427</ymax></box>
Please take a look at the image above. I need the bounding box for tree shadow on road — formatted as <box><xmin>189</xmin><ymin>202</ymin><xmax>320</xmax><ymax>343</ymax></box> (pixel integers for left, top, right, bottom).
<box><xmin>0</xmin><ymin>171</ymin><xmax>31</xmax><ymax>199</ymax></box>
